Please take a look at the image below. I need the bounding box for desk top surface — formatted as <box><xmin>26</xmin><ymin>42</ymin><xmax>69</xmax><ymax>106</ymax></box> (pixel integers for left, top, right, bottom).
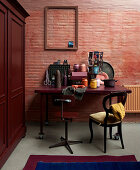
<box><xmin>35</xmin><ymin>85</ymin><xmax>131</xmax><ymax>95</ymax></box>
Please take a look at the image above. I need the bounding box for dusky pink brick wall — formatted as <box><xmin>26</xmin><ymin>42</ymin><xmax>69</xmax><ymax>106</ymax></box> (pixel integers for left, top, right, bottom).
<box><xmin>18</xmin><ymin>0</ymin><xmax>140</xmax><ymax>121</ymax></box>
<box><xmin>47</xmin><ymin>9</ymin><xmax>75</xmax><ymax>48</ymax></box>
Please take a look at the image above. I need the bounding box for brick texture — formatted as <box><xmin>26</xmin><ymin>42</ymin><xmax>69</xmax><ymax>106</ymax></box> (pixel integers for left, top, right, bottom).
<box><xmin>18</xmin><ymin>0</ymin><xmax>140</xmax><ymax>121</ymax></box>
<box><xmin>47</xmin><ymin>8</ymin><xmax>75</xmax><ymax>48</ymax></box>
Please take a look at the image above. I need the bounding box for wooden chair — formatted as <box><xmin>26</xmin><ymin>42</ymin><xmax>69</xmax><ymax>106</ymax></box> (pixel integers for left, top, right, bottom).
<box><xmin>89</xmin><ymin>92</ymin><xmax>127</xmax><ymax>153</ymax></box>
<box><xmin>49</xmin><ymin>97</ymin><xmax>82</xmax><ymax>154</ymax></box>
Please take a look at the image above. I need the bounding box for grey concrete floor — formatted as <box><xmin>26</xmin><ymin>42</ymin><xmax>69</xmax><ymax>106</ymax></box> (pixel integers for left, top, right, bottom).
<box><xmin>1</xmin><ymin>122</ymin><xmax>140</xmax><ymax>170</ymax></box>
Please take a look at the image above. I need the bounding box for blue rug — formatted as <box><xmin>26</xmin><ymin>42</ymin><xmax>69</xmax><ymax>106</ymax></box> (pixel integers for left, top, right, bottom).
<box><xmin>35</xmin><ymin>162</ymin><xmax>140</xmax><ymax>170</ymax></box>
<box><xmin>23</xmin><ymin>155</ymin><xmax>137</xmax><ymax>170</ymax></box>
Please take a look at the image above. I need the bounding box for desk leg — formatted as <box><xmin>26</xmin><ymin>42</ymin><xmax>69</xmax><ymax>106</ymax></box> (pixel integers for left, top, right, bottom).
<box><xmin>45</xmin><ymin>94</ymin><xmax>49</xmax><ymax>125</ymax></box>
<box><xmin>39</xmin><ymin>94</ymin><xmax>44</xmax><ymax>139</ymax></box>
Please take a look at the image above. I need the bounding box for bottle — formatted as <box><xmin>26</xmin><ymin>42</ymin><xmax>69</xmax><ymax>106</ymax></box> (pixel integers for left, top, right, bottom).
<box><xmin>99</xmin><ymin>52</ymin><xmax>103</xmax><ymax>72</ymax></box>
<box><xmin>93</xmin><ymin>51</ymin><xmax>99</xmax><ymax>74</ymax></box>
<box><xmin>88</xmin><ymin>52</ymin><xmax>93</xmax><ymax>65</ymax></box>
<box><xmin>67</xmin><ymin>69</ymin><xmax>72</xmax><ymax>86</ymax></box>
<box><xmin>96</xmin><ymin>78</ymin><xmax>100</xmax><ymax>87</ymax></box>
<box><xmin>55</xmin><ymin>70</ymin><xmax>61</xmax><ymax>88</ymax></box>
<box><xmin>63</xmin><ymin>71</ymin><xmax>67</xmax><ymax>86</ymax></box>
<box><xmin>63</xmin><ymin>60</ymin><xmax>68</xmax><ymax>65</ymax></box>
<box><xmin>90</xmin><ymin>79</ymin><xmax>97</xmax><ymax>89</ymax></box>
<box><xmin>51</xmin><ymin>75</ymin><xmax>55</xmax><ymax>87</ymax></box>
<box><xmin>88</xmin><ymin>52</ymin><xmax>93</xmax><ymax>74</ymax></box>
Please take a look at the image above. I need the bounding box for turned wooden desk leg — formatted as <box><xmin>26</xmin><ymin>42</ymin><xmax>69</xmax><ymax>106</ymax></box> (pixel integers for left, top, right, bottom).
<box><xmin>45</xmin><ymin>94</ymin><xmax>49</xmax><ymax>125</ymax></box>
<box><xmin>39</xmin><ymin>93</ymin><xmax>44</xmax><ymax>139</ymax></box>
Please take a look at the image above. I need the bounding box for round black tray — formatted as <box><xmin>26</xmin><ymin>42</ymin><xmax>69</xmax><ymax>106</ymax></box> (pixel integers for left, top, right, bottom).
<box><xmin>101</xmin><ymin>61</ymin><xmax>114</xmax><ymax>79</ymax></box>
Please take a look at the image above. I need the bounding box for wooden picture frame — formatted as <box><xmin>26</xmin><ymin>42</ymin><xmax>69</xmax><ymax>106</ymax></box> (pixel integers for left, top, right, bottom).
<box><xmin>44</xmin><ymin>6</ymin><xmax>78</xmax><ymax>51</ymax></box>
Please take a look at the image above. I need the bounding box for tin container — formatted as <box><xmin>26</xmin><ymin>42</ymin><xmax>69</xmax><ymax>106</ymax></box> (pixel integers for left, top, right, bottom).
<box><xmin>73</xmin><ymin>64</ymin><xmax>80</xmax><ymax>72</ymax></box>
<box><xmin>90</xmin><ymin>79</ymin><xmax>97</xmax><ymax>89</ymax></box>
<box><xmin>82</xmin><ymin>78</ymin><xmax>88</xmax><ymax>87</ymax></box>
<box><xmin>80</xmin><ymin>64</ymin><xmax>87</xmax><ymax>72</ymax></box>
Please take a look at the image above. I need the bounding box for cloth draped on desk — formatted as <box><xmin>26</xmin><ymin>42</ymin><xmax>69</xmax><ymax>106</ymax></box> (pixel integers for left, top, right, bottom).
<box><xmin>110</xmin><ymin>102</ymin><xmax>125</xmax><ymax>121</ymax></box>
<box><xmin>35</xmin><ymin>162</ymin><xmax>140</xmax><ymax>170</ymax></box>
<box><xmin>62</xmin><ymin>86</ymin><xmax>87</xmax><ymax>100</ymax></box>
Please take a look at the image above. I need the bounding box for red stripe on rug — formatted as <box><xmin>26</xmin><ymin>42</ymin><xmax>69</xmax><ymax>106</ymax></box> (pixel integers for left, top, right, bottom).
<box><xmin>23</xmin><ymin>155</ymin><xmax>137</xmax><ymax>170</ymax></box>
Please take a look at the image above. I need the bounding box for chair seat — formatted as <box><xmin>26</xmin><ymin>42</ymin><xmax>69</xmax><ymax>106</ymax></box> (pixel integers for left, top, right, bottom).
<box><xmin>89</xmin><ymin>112</ymin><xmax>121</xmax><ymax>125</ymax></box>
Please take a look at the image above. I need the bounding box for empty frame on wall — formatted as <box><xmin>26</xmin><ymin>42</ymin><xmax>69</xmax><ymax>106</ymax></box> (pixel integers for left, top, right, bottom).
<box><xmin>44</xmin><ymin>6</ymin><xmax>78</xmax><ymax>50</ymax></box>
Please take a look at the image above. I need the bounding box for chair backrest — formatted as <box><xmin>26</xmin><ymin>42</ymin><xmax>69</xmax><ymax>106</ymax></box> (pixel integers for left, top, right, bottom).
<box><xmin>103</xmin><ymin>92</ymin><xmax>127</xmax><ymax>118</ymax></box>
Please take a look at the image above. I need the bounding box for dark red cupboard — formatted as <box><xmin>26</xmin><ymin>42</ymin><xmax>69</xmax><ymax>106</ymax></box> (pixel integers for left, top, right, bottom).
<box><xmin>0</xmin><ymin>0</ymin><xmax>29</xmax><ymax>168</ymax></box>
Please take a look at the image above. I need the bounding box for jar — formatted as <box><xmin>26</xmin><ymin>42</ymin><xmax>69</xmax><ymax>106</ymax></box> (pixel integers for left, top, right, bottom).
<box><xmin>73</xmin><ymin>64</ymin><xmax>79</xmax><ymax>72</ymax></box>
<box><xmin>82</xmin><ymin>78</ymin><xmax>88</xmax><ymax>87</ymax></box>
<box><xmin>90</xmin><ymin>79</ymin><xmax>97</xmax><ymax>89</ymax></box>
<box><xmin>96</xmin><ymin>78</ymin><xmax>100</xmax><ymax>87</ymax></box>
<box><xmin>80</xmin><ymin>64</ymin><xmax>87</xmax><ymax>72</ymax></box>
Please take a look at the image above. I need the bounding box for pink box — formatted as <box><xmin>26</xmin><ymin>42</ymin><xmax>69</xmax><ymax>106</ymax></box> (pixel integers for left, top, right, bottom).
<box><xmin>72</xmin><ymin>72</ymin><xmax>87</xmax><ymax>76</ymax></box>
<box><xmin>71</xmin><ymin>72</ymin><xmax>87</xmax><ymax>80</ymax></box>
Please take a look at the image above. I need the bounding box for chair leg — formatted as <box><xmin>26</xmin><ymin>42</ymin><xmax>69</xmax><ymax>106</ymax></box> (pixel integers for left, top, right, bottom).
<box><xmin>49</xmin><ymin>141</ymin><xmax>66</xmax><ymax>148</ymax></box>
<box><xmin>65</xmin><ymin>143</ymin><xmax>73</xmax><ymax>154</ymax></box>
<box><xmin>118</xmin><ymin>124</ymin><xmax>124</xmax><ymax>149</ymax></box>
<box><xmin>109</xmin><ymin>127</ymin><xmax>112</xmax><ymax>139</ymax></box>
<box><xmin>89</xmin><ymin>119</ymin><xmax>93</xmax><ymax>143</ymax></box>
<box><xmin>68</xmin><ymin>140</ymin><xmax>83</xmax><ymax>145</ymax></box>
<box><xmin>104</xmin><ymin>126</ymin><xmax>107</xmax><ymax>153</ymax></box>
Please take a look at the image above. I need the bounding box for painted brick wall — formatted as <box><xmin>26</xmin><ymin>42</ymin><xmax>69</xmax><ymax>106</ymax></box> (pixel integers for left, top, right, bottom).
<box><xmin>47</xmin><ymin>8</ymin><xmax>75</xmax><ymax>48</ymax></box>
<box><xmin>18</xmin><ymin>0</ymin><xmax>140</xmax><ymax>121</ymax></box>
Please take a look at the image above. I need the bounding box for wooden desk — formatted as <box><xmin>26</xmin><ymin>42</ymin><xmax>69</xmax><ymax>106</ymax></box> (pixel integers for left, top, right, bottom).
<box><xmin>35</xmin><ymin>85</ymin><xmax>131</xmax><ymax>138</ymax></box>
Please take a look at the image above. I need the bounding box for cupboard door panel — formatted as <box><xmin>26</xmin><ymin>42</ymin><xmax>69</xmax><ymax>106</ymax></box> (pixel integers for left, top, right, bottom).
<box><xmin>8</xmin><ymin>12</ymin><xmax>25</xmax><ymax>144</ymax></box>
<box><xmin>0</xmin><ymin>4</ymin><xmax>7</xmax><ymax>155</ymax></box>
<box><xmin>0</xmin><ymin>4</ymin><xmax>7</xmax><ymax>98</ymax></box>
<box><xmin>0</xmin><ymin>103</ymin><xmax>6</xmax><ymax>155</ymax></box>
<box><xmin>8</xmin><ymin>94</ymin><xmax>23</xmax><ymax>144</ymax></box>
<box><xmin>11</xmin><ymin>18</ymin><xmax>23</xmax><ymax>91</ymax></box>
